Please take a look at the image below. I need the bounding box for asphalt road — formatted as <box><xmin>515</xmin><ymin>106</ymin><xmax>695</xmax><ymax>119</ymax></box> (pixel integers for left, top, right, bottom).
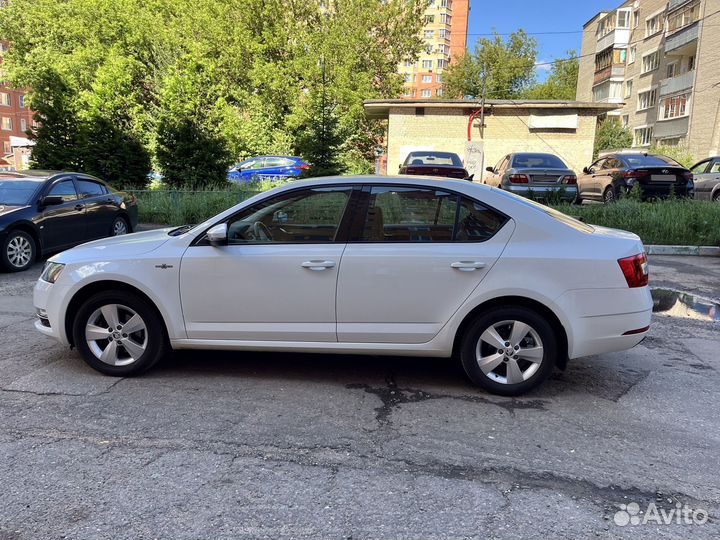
<box><xmin>1</xmin><ymin>256</ymin><xmax>719</xmax><ymax>539</ymax></box>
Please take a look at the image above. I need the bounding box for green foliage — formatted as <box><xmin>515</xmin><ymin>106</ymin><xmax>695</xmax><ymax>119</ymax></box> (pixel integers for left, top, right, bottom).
<box><xmin>523</xmin><ymin>51</ymin><xmax>579</xmax><ymax>100</ymax></box>
<box><xmin>594</xmin><ymin>117</ymin><xmax>633</xmax><ymax>159</ymax></box>
<box><xmin>648</xmin><ymin>144</ymin><xmax>696</xmax><ymax>168</ymax></box>
<box><xmin>444</xmin><ymin>30</ymin><xmax>538</xmax><ymax>99</ymax></box>
<box><xmin>0</xmin><ymin>0</ymin><xmax>425</xmax><ymax>187</ymax></box>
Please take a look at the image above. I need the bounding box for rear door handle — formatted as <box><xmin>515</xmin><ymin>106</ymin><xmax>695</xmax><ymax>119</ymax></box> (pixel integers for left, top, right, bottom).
<box><xmin>451</xmin><ymin>261</ymin><xmax>487</xmax><ymax>272</ymax></box>
<box><xmin>301</xmin><ymin>260</ymin><xmax>336</xmax><ymax>271</ymax></box>
<box><xmin>74</xmin><ymin>204</ymin><xmax>84</xmax><ymax>211</ymax></box>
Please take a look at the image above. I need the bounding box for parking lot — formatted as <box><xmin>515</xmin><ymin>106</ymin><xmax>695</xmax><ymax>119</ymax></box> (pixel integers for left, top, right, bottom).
<box><xmin>1</xmin><ymin>256</ymin><xmax>719</xmax><ymax>539</ymax></box>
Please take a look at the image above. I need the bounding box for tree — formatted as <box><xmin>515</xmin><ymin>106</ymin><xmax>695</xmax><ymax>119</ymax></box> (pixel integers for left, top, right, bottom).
<box><xmin>444</xmin><ymin>30</ymin><xmax>538</xmax><ymax>99</ymax></box>
<box><xmin>523</xmin><ymin>51</ymin><xmax>579</xmax><ymax>100</ymax></box>
<box><xmin>594</xmin><ymin>117</ymin><xmax>633</xmax><ymax>158</ymax></box>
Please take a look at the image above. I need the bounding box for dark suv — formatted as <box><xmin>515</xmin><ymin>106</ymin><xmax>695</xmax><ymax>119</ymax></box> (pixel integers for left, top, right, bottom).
<box><xmin>577</xmin><ymin>153</ymin><xmax>693</xmax><ymax>203</ymax></box>
<box><xmin>399</xmin><ymin>151</ymin><xmax>471</xmax><ymax>180</ymax></box>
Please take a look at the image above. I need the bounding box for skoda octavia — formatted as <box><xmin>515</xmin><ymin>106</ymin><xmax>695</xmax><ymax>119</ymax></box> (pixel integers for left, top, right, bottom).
<box><xmin>34</xmin><ymin>176</ymin><xmax>652</xmax><ymax>396</ymax></box>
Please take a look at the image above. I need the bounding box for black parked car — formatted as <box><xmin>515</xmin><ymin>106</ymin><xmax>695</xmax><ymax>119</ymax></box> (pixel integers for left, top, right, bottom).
<box><xmin>577</xmin><ymin>153</ymin><xmax>693</xmax><ymax>203</ymax></box>
<box><xmin>0</xmin><ymin>170</ymin><xmax>138</xmax><ymax>272</ymax></box>
<box><xmin>399</xmin><ymin>151</ymin><xmax>471</xmax><ymax>180</ymax></box>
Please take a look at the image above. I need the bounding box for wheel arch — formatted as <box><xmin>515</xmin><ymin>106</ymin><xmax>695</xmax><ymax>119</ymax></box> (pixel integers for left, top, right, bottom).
<box><xmin>4</xmin><ymin>221</ymin><xmax>42</xmax><ymax>255</ymax></box>
<box><xmin>451</xmin><ymin>295</ymin><xmax>570</xmax><ymax>369</ymax></box>
<box><xmin>64</xmin><ymin>280</ymin><xmax>169</xmax><ymax>347</ymax></box>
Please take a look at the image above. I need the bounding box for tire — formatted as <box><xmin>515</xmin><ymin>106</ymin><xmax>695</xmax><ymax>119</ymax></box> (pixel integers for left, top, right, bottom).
<box><xmin>459</xmin><ymin>306</ymin><xmax>558</xmax><ymax>396</ymax></box>
<box><xmin>574</xmin><ymin>193</ymin><xmax>583</xmax><ymax>205</ymax></box>
<box><xmin>72</xmin><ymin>290</ymin><xmax>168</xmax><ymax>376</ymax></box>
<box><xmin>110</xmin><ymin>215</ymin><xmax>130</xmax><ymax>236</ymax></box>
<box><xmin>1</xmin><ymin>229</ymin><xmax>36</xmax><ymax>272</ymax></box>
<box><xmin>712</xmin><ymin>191</ymin><xmax>720</xmax><ymax>203</ymax></box>
<box><xmin>603</xmin><ymin>186</ymin><xmax>617</xmax><ymax>204</ymax></box>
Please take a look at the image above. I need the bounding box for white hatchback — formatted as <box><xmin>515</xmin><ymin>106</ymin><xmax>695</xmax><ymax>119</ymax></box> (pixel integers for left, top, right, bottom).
<box><xmin>34</xmin><ymin>176</ymin><xmax>652</xmax><ymax>395</ymax></box>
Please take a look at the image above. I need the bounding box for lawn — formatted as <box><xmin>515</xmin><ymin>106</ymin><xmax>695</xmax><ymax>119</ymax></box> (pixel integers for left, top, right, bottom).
<box><xmin>133</xmin><ymin>188</ymin><xmax>720</xmax><ymax>246</ymax></box>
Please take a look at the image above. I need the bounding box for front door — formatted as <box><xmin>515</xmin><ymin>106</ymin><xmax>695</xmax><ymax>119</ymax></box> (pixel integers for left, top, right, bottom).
<box><xmin>37</xmin><ymin>177</ymin><xmax>87</xmax><ymax>251</ymax></box>
<box><xmin>336</xmin><ymin>185</ymin><xmax>514</xmax><ymax>344</ymax></box>
<box><xmin>179</xmin><ymin>185</ymin><xmax>355</xmax><ymax>341</ymax></box>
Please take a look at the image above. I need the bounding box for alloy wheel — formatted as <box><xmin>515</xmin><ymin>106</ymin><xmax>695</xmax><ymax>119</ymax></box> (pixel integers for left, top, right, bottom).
<box><xmin>6</xmin><ymin>235</ymin><xmax>32</xmax><ymax>268</ymax></box>
<box><xmin>85</xmin><ymin>304</ymin><xmax>148</xmax><ymax>366</ymax></box>
<box><xmin>112</xmin><ymin>219</ymin><xmax>128</xmax><ymax>236</ymax></box>
<box><xmin>475</xmin><ymin>320</ymin><xmax>544</xmax><ymax>385</ymax></box>
<box><xmin>604</xmin><ymin>188</ymin><xmax>616</xmax><ymax>203</ymax></box>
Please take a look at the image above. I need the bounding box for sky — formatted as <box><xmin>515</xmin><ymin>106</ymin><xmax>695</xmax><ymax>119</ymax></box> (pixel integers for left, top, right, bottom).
<box><xmin>466</xmin><ymin>0</ymin><xmax>616</xmax><ymax>81</ymax></box>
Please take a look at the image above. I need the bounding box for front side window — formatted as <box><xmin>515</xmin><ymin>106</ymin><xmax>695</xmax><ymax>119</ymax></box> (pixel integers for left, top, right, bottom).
<box><xmin>690</xmin><ymin>160</ymin><xmax>710</xmax><ymax>174</ymax></box>
<box><xmin>48</xmin><ymin>180</ymin><xmax>78</xmax><ymax>202</ymax></box>
<box><xmin>226</xmin><ymin>186</ymin><xmax>352</xmax><ymax>244</ymax></box>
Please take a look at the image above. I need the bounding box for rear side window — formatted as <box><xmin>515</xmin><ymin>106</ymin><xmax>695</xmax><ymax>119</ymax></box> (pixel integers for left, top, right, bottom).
<box><xmin>76</xmin><ymin>179</ymin><xmax>107</xmax><ymax>198</ymax></box>
<box><xmin>355</xmin><ymin>186</ymin><xmax>506</xmax><ymax>243</ymax></box>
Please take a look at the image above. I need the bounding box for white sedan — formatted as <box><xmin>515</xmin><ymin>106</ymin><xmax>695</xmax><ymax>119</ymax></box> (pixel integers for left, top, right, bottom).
<box><xmin>33</xmin><ymin>176</ymin><xmax>652</xmax><ymax>396</ymax></box>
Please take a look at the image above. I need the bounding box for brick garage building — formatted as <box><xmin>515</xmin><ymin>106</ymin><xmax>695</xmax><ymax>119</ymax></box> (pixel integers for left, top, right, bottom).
<box><xmin>365</xmin><ymin>99</ymin><xmax>619</xmax><ymax>177</ymax></box>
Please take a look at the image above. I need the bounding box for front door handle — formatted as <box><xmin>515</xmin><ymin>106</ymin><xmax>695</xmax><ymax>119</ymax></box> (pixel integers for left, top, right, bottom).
<box><xmin>74</xmin><ymin>204</ymin><xmax>84</xmax><ymax>211</ymax></box>
<box><xmin>451</xmin><ymin>261</ymin><xmax>487</xmax><ymax>272</ymax></box>
<box><xmin>301</xmin><ymin>260</ymin><xmax>336</xmax><ymax>271</ymax></box>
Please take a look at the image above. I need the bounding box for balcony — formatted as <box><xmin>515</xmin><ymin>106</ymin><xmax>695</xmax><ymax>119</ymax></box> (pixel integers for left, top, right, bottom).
<box><xmin>659</xmin><ymin>70</ymin><xmax>695</xmax><ymax>97</ymax></box>
<box><xmin>666</xmin><ymin>22</ymin><xmax>699</xmax><ymax>52</ymax></box>
<box><xmin>668</xmin><ymin>0</ymin><xmax>693</xmax><ymax>12</ymax></box>
<box><xmin>654</xmin><ymin>116</ymin><xmax>689</xmax><ymax>139</ymax></box>
<box><xmin>596</xmin><ymin>28</ymin><xmax>630</xmax><ymax>53</ymax></box>
<box><xmin>593</xmin><ymin>65</ymin><xmax>626</xmax><ymax>86</ymax></box>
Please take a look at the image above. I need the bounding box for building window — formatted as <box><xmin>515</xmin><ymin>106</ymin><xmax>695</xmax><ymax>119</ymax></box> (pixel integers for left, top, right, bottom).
<box><xmin>404</xmin><ymin>74</ymin><xmax>414</xmax><ymax>83</ymax></box>
<box><xmin>436</xmin><ymin>74</ymin><xmax>443</xmax><ymax>83</ymax></box>
<box><xmin>440</xmin><ymin>13</ymin><xmax>451</xmax><ymax>24</ymax></box>
<box><xmin>19</xmin><ymin>95</ymin><xmax>25</xmax><ymax>108</ymax></box>
<box><xmin>420</xmin><ymin>89</ymin><xmax>431</xmax><ymax>98</ymax></box>
<box><xmin>641</xmin><ymin>51</ymin><xmax>660</xmax><ymax>74</ymax></box>
<box><xmin>427</xmin><ymin>0</ymin><xmax>435</xmax><ymax>6</ymax></box>
<box><xmin>617</xmin><ymin>9</ymin><xmax>630</xmax><ymax>29</ymax></box>
<box><xmin>425</xmin><ymin>44</ymin><xmax>434</xmax><ymax>54</ymax></box>
<box><xmin>660</xmin><ymin>93</ymin><xmax>689</xmax><ymax>119</ymax></box>
<box><xmin>437</xmin><ymin>59</ymin><xmax>448</xmax><ymax>69</ymax></box>
<box><xmin>403</xmin><ymin>90</ymin><xmax>413</xmax><ymax>97</ymax></box>
<box><xmin>638</xmin><ymin>88</ymin><xmax>657</xmax><ymax>110</ymax></box>
<box><xmin>20</xmin><ymin>118</ymin><xmax>27</xmax><ymax>132</ymax></box>
<box><xmin>628</xmin><ymin>46</ymin><xmax>636</xmax><ymax>64</ymax></box>
<box><xmin>666</xmin><ymin>61</ymin><xmax>678</xmax><ymax>79</ymax></box>
<box><xmin>633</xmin><ymin>10</ymin><xmax>640</xmax><ymax>28</ymax></box>
<box><xmin>424</xmin><ymin>30</ymin><xmax>434</xmax><ymax>40</ymax></box>
<box><xmin>439</xmin><ymin>28</ymin><xmax>449</xmax><ymax>39</ymax></box>
<box><xmin>667</xmin><ymin>1</ymin><xmax>699</xmax><ymax>33</ymax></box>
<box><xmin>440</xmin><ymin>0</ymin><xmax>451</xmax><ymax>7</ymax></box>
<box><xmin>436</xmin><ymin>88</ymin><xmax>444</xmax><ymax>96</ymax></box>
<box><xmin>688</xmin><ymin>55</ymin><xmax>695</xmax><ymax>71</ymax></box>
<box><xmin>625</xmin><ymin>80</ymin><xmax>633</xmax><ymax>98</ymax></box>
<box><xmin>421</xmin><ymin>59</ymin><xmax>433</xmax><ymax>70</ymax></box>
<box><xmin>422</xmin><ymin>75</ymin><xmax>432</xmax><ymax>83</ymax></box>
<box><xmin>2</xmin><ymin>141</ymin><xmax>10</xmax><ymax>154</ymax></box>
<box><xmin>424</xmin><ymin>15</ymin><xmax>435</xmax><ymax>24</ymax></box>
<box><xmin>621</xmin><ymin>114</ymin><xmax>629</xmax><ymax>127</ymax></box>
<box><xmin>404</xmin><ymin>60</ymin><xmax>414</xmax><ymax>68</ymax></box>
<box><xmin>645</xmin><ymin>13</ymin><xmax>663</xmax><ymax>38</ymax></box>
<box><xmin>634</xmin><ymin>126</ymin><xmax>653</xmax><ymax>146</ymax></box>
<box><xmin>0</xmin><ymin>92</ymin><xmax>10</xmax><ymax>106</ymax></box>
<box><xmin>1</xmin><ymin>117</ymin><xmax>11</xmax><ymax>130</ymax></box>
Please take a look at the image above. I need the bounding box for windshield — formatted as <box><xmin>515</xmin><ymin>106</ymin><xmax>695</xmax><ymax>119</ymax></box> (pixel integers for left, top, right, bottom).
<box><xmin>405</xmin><ymin>152</ymin><xmax>463</xmax><ymax>167</ymax></box>
<box><xmin>511</xmin><ymin>154</ymin><xmax>566</xmax><ymax>169</ymax></box>
<box><xmin>492</xmin><ymin>187</ymin><xmax>594</xmax><ymax>233</ymax></box>
<box><xmin>623</xmin><ymin>154</ymin><xmax>681</xmax><ymax>167</ymax></box>
<box><xmin>0</xmin><ymin>179</ymin><xmax>42</xmax><ymax>206</ymax></box>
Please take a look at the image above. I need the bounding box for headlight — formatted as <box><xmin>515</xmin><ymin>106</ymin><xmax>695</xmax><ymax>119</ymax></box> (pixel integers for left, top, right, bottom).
<box><xmin>40</xmin><ymin>262</ymin><xmax>65</xmax><ymax>284</ymax></box>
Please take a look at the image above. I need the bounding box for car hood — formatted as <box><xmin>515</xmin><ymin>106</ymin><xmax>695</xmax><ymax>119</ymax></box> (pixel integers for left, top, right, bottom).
<box><xmin>52</xmin><ymin>228</ymin><xmax>174</xmax><ymax>262</ymax></box>
<box><xmin>0</xmin><ymin>204</ymin><xmax>28</xmax><ymax>219</ymax></box>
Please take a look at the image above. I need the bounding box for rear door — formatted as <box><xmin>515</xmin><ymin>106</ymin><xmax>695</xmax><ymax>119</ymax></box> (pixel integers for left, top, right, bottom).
<box><xmin>37</xmin><ymin>177</ymin><xmax>87</xmax><ymax>250</ymax></box>
<box><xmin>335</xmin><ymin>185</ymin><xmax>513</xmax><ymax>344</ymax></box>
<box><xmin>75</xmin><ymin>176</ymin><xmax>117</xmax><ymax>239</ymax></box>
<box><xmin>690</xmin><ymin>159</ymin><xmax>714</xmax><ymax>200</ymax></box>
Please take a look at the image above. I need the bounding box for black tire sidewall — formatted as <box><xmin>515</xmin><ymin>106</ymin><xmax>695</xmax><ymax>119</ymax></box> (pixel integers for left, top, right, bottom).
<box><xmin>111</xmin><ymin>216</ymin><xmax>129</xmax><ymax>236</ymax></box>
<box><xmin>1</xmin><ymin>230</ymin><xmax>36</xmax><ymax>272</ymax></box>
<box><xmin>72</xmin><ymin>290</ymin><xmax>166</xmax><ymax>376</ymax></box>
<box><xmin>460</xmin><ymin>306</ymin><xmax>557</xmax><ymax>396</ymax></box>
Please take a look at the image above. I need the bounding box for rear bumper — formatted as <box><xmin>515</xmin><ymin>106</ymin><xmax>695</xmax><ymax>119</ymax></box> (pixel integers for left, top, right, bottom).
<box><xmin>636</xmin><ymin>183</ymin><xmax>693</xmax><ymax>199</ymax></box>
<box><xmin>556</xmin><ymin>287</ymin><xmax>653</xmax><ymax>359</ymax></box>
<box><xmin>505</xmin><ymin>184</ymin><xmax>578</xmax><ymax>201</ymax></box>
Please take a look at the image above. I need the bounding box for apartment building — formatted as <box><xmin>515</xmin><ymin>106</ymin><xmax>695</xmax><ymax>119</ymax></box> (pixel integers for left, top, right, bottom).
<box><xmin>577</xmin><ymin>0</ymin><xmax>720</xmax><ymax>158</ymax></box>
<box><xmin>399</xmin><ymin>0</ymin><xmax>470</xmax><ymax>99</ymax></box>
<box><xmin>0</xmin><ymin>41</ymin><xmax>34</xmax><ymax>161</ymax></box>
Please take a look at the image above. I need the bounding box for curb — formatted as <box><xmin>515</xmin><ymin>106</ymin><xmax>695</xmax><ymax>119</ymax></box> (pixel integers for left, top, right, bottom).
<box><xmin>646</xmin><ymin>245</ymin><xmax>720</xmax><ymax>257</ymax></box>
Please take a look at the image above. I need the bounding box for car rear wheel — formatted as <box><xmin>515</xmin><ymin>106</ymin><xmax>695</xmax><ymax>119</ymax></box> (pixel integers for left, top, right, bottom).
<box><xmin>72</xmin><ymin>291</ymin><xmax>167</xmax><ymax>376</ymax></box>
<box><xmin>603</xmin><ymin>186</ymin><xmax>617</xmax><ymax>203</ymax></box>
<box><xmin>459</xmin><ymin>306</ymin><xmax>557</xmax><ymax>396</ymax></box>
<box><xmin>111</xmin><ymin>216</ymin><xmax>129</xmax><ymax>236</ymax></box>
<box><xmin>1</xmin><ymin>230</ymin><xmax>36</xmax><ymax>272</ymax></box>
<box><xmin>712</xmin><ymin>191</ymin><xmax>720</xmax><ymax>202</ymax></box>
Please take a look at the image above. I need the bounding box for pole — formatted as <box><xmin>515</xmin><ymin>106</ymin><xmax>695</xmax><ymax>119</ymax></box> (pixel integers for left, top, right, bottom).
<box><xmin>479</xmin><ymin>67</ymin><xmax>487</xmax><ymax>139</ymax></box>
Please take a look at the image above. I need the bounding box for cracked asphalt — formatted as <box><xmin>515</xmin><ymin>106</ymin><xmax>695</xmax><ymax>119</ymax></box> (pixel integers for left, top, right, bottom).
<box><xmin>1</xmin><ymin>256</ymin><xmax>719</xmax><ymax>539</ymax></box>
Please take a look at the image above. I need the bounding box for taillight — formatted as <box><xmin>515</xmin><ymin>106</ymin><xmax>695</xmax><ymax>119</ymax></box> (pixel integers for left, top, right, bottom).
<box><xmin>298</xmin><ymin>164</ymin><xmax>311</xmax><ymax>170</ymax></box>
<box><xmin>623</xmin><ymin>170</ymin><xmax>648</xmax><ymax>179</ymax></box>
<box><xmin>508</xmin><ymin>174</ymin><xmax>529</xmax><ymax>184</ymax></box>
<box><xmin>564</xmin><ymin>175</ymin><xmax>577</xmax><ymax>184</ymax></box>
<box><xmin>618</xmin><ymin>252</ymin><xmax>649</xmax><ymax>288</ymax></box>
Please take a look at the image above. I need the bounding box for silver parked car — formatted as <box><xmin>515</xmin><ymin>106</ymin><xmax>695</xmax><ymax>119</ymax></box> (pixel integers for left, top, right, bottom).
<box><xmin>483</xmin><ymin>153</ymin><xmax>578</xmax><ymax>203</ymax></box>
<box><xmin>690</xmin><ymin>156</ymin><xmax>720</xmax><ymax>202</ymax></box>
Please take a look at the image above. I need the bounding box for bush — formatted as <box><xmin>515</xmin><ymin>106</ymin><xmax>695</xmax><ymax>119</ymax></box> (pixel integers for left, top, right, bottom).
<box><xmin>594</xmin><ymin>117</ymin><xmax>633</xmax><ymax>159</ymax></box>
<box><xmin>648</xmin><ymin>144</ymin><xmax>696</xmax><ymax>168</ymax></box>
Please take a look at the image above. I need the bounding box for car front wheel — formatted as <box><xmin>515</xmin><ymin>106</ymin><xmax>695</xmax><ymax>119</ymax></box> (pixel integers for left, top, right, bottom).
<box><xmin>1</xmin><ymin>230</ymin><xmax>36</xmax><ymax>272</ymax></box>
<box><xmin>459</xmin><ymin>306</ymin><xmax>557</xmax><ymax>396</ymax></box>
<box><xmin>72</xmin><ymin>291</ymin><xmax>168</xmax><ymax>376</ymax></box>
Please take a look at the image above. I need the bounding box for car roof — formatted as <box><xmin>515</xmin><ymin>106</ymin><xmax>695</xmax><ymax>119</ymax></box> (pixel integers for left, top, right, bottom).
<box><xmin>272</xmin><ymin>174</ymin><xmax>482</xmax><ymax>192</ymax></box>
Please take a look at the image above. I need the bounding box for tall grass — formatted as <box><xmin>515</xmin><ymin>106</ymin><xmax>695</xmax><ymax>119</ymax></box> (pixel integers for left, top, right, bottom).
<box><xmin>133</xmin><ymin>187</ymin><xmax>720</xmax><ymax>246</ymax></box>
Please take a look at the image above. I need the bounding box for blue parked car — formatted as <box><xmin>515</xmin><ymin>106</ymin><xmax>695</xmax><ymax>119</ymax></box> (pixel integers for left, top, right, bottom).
<box><xmin>228</xmin><ymin>156</ymin><xmax>311</xmax><ymax>183</ymax></box>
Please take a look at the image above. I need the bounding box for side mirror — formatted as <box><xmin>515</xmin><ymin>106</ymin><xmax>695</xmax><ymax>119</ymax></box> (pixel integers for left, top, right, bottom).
<box><xmin>583</xmin><ymin>167</ymin><xmax>591</xmax><ymax>174</ymax></box>
<box><xmin>207</xmin><ymin>223</ymin><xmax>228</xmax><ymax>246</ymax></box>
<box><xmin>40</xmin><ymin>195</ymin><xmax>63</xmax><ymax>207</ymax></box>
<box><xmin>466</xmin><ymin>174</ymin><xmax>474</xmax><ymax>182</ymax></box>
<box><xmin>485</xmin><ymin>166</ymin><xmax>495</xmax><ymax>173</ymax></box>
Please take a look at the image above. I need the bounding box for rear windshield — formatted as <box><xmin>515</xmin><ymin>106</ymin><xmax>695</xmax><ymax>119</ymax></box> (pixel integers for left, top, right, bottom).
<box><xmin>0</xmin><ymin>179</ymin><xmax>43</xmax><ymax>205</ymax></box>
<box><xmin>405</xmin><ymin>152</ymin><xmax>463</xmax><ymax>167</ymax></box>
<box><xmin>511</xmin><ymin>154</ymin><xmax>566</xmax><ymax>169</ymax></box>
<box><xmin>492</xmin><ymin>187</ymin><xmax>595</xmax><ymax>233</ymax></box>
<box><xmin>622</xmin><ymin>154</ymin><xmax>681</xmax><ymax>167</ymax></box>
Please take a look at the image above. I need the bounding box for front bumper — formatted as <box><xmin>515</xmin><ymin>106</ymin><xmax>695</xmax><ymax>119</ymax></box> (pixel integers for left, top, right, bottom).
<box><xmin>33</xmin><ymin>278</ymin><xmax>71</xmax><ymax>345</ymax></box>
